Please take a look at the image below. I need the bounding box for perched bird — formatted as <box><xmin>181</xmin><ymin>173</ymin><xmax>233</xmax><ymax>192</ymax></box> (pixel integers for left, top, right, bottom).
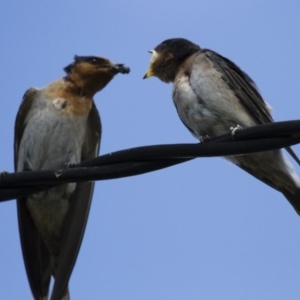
<box><xmin>144</xmin><ymin>38</ymin><xmax>300</xmax><ymax>215</ymax></box>
<box><xmin>15</xmin><ymin>55</ymin><xmax>130</xmax><ymax>299</ymax></box>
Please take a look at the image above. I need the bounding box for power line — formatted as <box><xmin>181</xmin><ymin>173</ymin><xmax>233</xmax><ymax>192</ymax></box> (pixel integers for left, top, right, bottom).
<box><xmin>1</xmin><ymin>120</ymin><xmax>300</xmax><ymax>201</ymax></box>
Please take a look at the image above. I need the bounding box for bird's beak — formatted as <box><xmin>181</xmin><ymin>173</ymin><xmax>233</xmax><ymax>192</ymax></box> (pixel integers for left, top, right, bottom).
<box><xmin>111</xmin><ymin>63</ymin><xmax>130</xmax><ymax>74</ymax></box>
<box><xmin>143</xmin><ymin>50</ymin><xmax>157</xmax><ymax>79</ymax></box>
<box><xmin>143</xmin><ymin>67</ymin><xmax>154</xmax><ymax>79</ymax></box>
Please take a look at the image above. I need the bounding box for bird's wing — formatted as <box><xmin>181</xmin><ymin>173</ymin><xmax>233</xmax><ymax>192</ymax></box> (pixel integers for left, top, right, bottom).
<box><xmin>202</xmin><ymin>50</ymin><xmax>300</xmax><ymax>165</ymax></box>
<box><xmin>15</xmin><ymin>88</ymin><xmax>52</xmax><ymax>299</ymax></box>
<box><xmin>51</xmin><ymin>101</ymin><xmax>101</xmax><ymax>300</ymax></box>
<box><xmin>14</xmin><ymin>88</ymin><xmax>38</xmax><ymax>169</ymax></box>
<box><xmin>234</xmin><ymin>161</ymin><xmax>300</xmax><ymax>214</ymax></box>
<box><xmin>203</xmin><ymin>49</ymin><xmax>273</xmax><ymax>124</ymax></box>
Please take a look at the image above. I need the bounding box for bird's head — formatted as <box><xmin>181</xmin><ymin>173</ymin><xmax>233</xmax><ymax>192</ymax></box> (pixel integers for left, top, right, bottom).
<box><xmin>64</xmin><ymin>55</ymin><xmax>130</xmax><ymax>97</ymax></box>
<box><xmin>143</xmin><ymin>38</ymin><xmax>200</xmax><ymax>83</ymax></box>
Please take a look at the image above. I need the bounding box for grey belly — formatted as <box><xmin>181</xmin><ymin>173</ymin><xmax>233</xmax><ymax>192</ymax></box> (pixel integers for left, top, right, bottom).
<box><xmin>18</xmin><ymin>112</ymin><xmax>87</xmax><ymax>255</ymax></box>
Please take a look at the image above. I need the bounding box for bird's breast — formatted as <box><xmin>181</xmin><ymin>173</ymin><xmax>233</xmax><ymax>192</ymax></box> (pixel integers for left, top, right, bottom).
<box><xmin>44</xmin><ymin>80</ymin><xmax>92</xmax><ymax>116</ymax></box>
<box><xmin>18</xmin><ymin>87</ymin><xmax>91</xmax><ymax>171</ymax></box>
<box><xmin>173</xmin><ymin>57</ymin><xmax>257</xmax><ymax>138</ymax></box>
<box><xmin>173</xmin><ymin>73</ymin><xmax>219</xmax><ymax>138</ymax></box>
<box><xmin>19</xmin><ymin>107</ymin><xmax>88</xmax><ymax>171</ymax></box>
<box><xmin>17</xmin><ymin>88</ymin><xmax>92</xmax><ymax>254</ymax></box>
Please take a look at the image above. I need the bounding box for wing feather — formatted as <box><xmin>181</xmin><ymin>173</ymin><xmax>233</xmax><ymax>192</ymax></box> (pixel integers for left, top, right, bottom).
<box><xmin>203</xmin><ymin>49</ymin><xmax>273</xmax><ymax>124</ymax></box>
<box><xmin>203</xmin><ymin>49</ymin><xmax>300</xmax><ymax>165</ymax></box>
<box><xmin>15</xmin><ymin>88</ymin><xmax>52</xmax><ymax>299</ymax></box>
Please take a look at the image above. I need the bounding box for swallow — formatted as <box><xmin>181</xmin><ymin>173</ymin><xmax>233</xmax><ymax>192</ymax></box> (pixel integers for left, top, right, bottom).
<box><xmin>15</xmin><ymin>55</ymin><xmax>130</xmax><ymax>299</ymax></box>
<box><xmin>144</xmin><ymin>38</ymin><xmax>300</xmax><ymax>215</ymax></box>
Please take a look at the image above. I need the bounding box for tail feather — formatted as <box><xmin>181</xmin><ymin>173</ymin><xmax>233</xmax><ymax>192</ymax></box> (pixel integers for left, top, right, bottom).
<box><xmin>282</xmin><ymin>189</ymin><xmax>300</xmax><ymax>215</ymax></box>
<box><xmin>226</xmin><ymin>150</ymin><xmax>300</xmax><ymax>215</ymax></box>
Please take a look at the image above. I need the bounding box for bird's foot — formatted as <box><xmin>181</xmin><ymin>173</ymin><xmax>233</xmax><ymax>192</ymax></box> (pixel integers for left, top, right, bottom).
<box><xmin>63</xmin><ymin>162</ymin><xmax>77</xmax><ymax>169</ymax></box>
<box><xmin>230</xmin><ymin>124</ymin><xmax>242</xmax><ymax>136</ymax></box>
<box><xmin>200</xmin><ymin>135</ymin><xmax>211</xmax><ymax>143</ymax></box>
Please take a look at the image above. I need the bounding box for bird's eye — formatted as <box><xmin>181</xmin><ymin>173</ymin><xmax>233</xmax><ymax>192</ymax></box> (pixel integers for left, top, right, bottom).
<box><xmin>90</xmin><ymin>58</ymin><xmax>98</xmax><ymax>64</ymax></box>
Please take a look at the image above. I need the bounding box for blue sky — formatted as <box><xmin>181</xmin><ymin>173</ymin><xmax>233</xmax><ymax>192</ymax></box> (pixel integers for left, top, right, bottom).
<box><xmin>1</xmin><ymin>1</ymin><xmax>300</xmax><ymax>299</ymax></box>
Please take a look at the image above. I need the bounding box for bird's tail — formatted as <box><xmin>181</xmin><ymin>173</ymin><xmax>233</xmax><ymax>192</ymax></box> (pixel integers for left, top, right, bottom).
<box><xmin>282</xmin><ymin>189</ymin><xmax>300</xmax><ymax>216</ymax></box>
<box><xmin>227</xmin><ymin>149</ymin><xmax>300</xmax><ymax>215</ymax></box>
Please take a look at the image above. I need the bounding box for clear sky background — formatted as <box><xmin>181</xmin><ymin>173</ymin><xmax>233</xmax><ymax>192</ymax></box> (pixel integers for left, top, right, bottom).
<box><xmin>1</xmin><ymin>1</ymin><xmax>300</xmax><ymax>299</ymax></box>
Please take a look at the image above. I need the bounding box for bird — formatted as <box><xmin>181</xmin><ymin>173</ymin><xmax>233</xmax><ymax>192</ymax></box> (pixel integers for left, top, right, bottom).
<box><xmin>143</xmin><ymin>37</ymin><xmax>300</xmax><ymax>215</ymax></box>
<box><xmin>14</xmin><ymin>55</ymin><xmax>130</xmax><ymax>300</ymax></box>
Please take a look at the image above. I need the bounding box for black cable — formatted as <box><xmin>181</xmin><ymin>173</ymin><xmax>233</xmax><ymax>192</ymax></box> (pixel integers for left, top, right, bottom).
<box><xmin>1</xmin><ymin>120</ymin><xmax>300</xmax><ymax>202</ymax></box>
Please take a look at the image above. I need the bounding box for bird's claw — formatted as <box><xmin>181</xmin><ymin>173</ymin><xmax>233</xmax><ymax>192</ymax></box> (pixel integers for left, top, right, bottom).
<box><xmin>63</xmin><ymin>162</ymin><xmax>77</xmax><ymax>169</ymax></box>
<box><xmin>230</xmin><ymin>125</ymin><xmax>242</xmax><ymax>136</ymax></box>
<box><xmin>200</xmin><ymin>135</ymin><xmax>211</xmax><ymax>143</ymax></box>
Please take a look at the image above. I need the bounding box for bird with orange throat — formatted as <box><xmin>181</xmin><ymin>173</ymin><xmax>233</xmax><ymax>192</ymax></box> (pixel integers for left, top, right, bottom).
<box><xmin>15</xmin><ymin>55</ymin><xmax>130</xmax><ymax>299</ymax></box>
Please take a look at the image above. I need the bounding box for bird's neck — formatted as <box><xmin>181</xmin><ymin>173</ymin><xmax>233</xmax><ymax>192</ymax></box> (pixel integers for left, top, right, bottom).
<box><xmin>65</xmin><ymin>72</ymin><xmax>114</xmax><ymax>98</ymax></box>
